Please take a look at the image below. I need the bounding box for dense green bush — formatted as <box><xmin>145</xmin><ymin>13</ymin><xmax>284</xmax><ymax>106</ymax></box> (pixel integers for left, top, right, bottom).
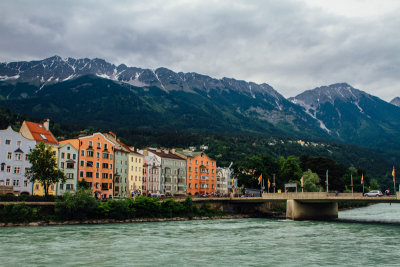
<box><xmin>99</xmin><ymin>199</ymin><xmax>134</xmax><ymax>220</ymax></box>
<box><xmin>1</xmin><ymin>194</ymin><xmax>224</xmax><ymax>223</ymax></box>
<box><xmin>0</xmin><ymin>194</ymin><xmax>61</xmax><ymax>202</ymax></box>
<box><xmin>131</xmin><ymin>196</ymin><xmax>161</xmax><ymax>218</ymax></box>
<box><xmin>55</xmin><ymin>190</ymin><xmax>100</xmax><ymax>221</ymax></box>
<box><xmin>0</xmin><ymin>203</ymin><xmax>41</xmax><ymax>223</ymax></box>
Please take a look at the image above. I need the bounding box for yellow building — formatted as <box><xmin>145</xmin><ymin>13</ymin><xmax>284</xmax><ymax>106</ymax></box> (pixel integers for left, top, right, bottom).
<box><xmin>128</xmin><ymin>148</ymin><xmax>144</xmax><ymax>196</ymax></box>
<box><xmin>20</xmin><ymin>119</ymin><xmax>59</xmax><ymax>196</ymax></box>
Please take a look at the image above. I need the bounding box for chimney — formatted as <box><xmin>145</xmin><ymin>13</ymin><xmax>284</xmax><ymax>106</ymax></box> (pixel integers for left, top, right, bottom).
<box><xmin>43</xmin><ymin>119</ymin><xmax>50</xmax><ymax>131</ymax></box>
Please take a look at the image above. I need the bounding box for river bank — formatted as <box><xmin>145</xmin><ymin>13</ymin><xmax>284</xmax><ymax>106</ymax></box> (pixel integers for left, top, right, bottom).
<box><xmin>0</xmin><ymin>214</ymin><xmax>263</xmax><ymax>227</ymax></box>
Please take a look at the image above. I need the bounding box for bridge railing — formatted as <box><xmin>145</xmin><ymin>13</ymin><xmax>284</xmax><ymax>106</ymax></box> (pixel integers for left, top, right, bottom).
<box><xmin>261</xmin><ymin>192</ymin><xmax>364</xmax><ymax>199</ymax></box>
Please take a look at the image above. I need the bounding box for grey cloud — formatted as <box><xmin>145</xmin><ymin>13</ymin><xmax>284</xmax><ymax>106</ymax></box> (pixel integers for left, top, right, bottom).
<box><xmin>0</xmin><ymin>0</ymin><xmax>399</xmax><ymax>101</ymax></box>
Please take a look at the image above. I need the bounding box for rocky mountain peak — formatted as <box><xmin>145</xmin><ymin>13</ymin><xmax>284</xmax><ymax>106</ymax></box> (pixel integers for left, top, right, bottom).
<box><xmin>390</xmin><ymin>97</ymin><xmax>400</xmax><ymax>107</ymax></box>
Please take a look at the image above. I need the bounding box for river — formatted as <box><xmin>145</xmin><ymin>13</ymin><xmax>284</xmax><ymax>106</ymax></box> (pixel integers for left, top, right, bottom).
<box><xmin>1</xmin><ymin>203</ymin><xmax>400</xmax><ymax>266</ymax></box>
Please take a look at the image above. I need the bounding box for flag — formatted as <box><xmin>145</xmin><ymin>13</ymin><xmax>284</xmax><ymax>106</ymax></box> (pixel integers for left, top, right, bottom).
<box><xmin>232</xmin><ymin>177</ymin><xmax>235</xmax><ymax>186</ymax></box>
<box><xmin>392</xmin><ymin>167</ymin><xmax>395</xmax><ymax>182</ymax></box>
<box><xmin>361</xmin><ymin>174</ymin><xmax>364</xmax><ymax>184</ymax></box>
<box><xmin>300</xmin><ymin>176</ymin><xmax>303</xmax><ymax>187</ymax></box>
<box><xmin>258</xmin><ymin>174</ymin><xmax>262</xmax><ymax>184</ymax></box>
<box><xmin>268</xmin><ymin>179</ymin><xmax>271</xmax><ymax>188</ymax></box>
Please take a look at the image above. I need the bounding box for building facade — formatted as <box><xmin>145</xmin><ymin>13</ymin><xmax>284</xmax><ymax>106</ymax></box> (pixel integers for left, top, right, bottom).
<box><xmin>216</xmin><ymin>167</ymin><xmax>231</xmax><ymax>196</ymax></box>
<box><xmin>104</xmin><ymin>133</ymin><xmax>130</xmax><ymax>198</ymax></box>
<box><xmin>19</xmin><ymin>120</ymin><xmax>59</xmax><ymax>196</ymax></box>
<box><xmin>0</xmin><ymin>126</ymin><xmax>36</xmax><ymax>195</ymax></box>
<box><xmin>56</xmin><ymin>142</ymin><xmax>79</xmax><ymax>195</ymax></box>
<box><xmin>128</xmin><ymin>150</ymin><xmax>144</xmax><ymax>196</ymax></box>
<box><xmin>176</xmin><ymin>151</ymin><xmax>216</xmax><ymax>196</ymax></box>
<box><xmin>144</xmin><ymin>154</ymin><xmax>161</xmax><ymax>196</ymax></box>
<box><xmin>145</xmin><ymin>149</ymin><xmax>186</xmax><ymax>196</ymax></box>
<box><xmin>78</xmin><ymin>133</ymin><xmax>115</xmax><ymax>199</ymax></box>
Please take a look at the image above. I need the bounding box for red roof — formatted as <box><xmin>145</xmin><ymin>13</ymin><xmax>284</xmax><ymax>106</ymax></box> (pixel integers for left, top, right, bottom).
<box><xmin>23</xmin><ymin>121</ymin><xmax>58</xmax><ymax>145</ymax></box>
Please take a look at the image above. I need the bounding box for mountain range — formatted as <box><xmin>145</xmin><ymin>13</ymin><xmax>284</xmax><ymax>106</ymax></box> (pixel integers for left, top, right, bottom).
<box><xmin>1</xmin><ymin>56</ymin><xmax>399</xmax><ymax>150</ymax></box>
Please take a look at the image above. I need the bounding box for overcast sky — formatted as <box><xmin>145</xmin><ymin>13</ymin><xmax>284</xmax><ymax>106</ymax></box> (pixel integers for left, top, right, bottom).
<box><xmin>1</xmin><ymin>0</ymin><xmax>399</xmax><ymax>101</ymax></box>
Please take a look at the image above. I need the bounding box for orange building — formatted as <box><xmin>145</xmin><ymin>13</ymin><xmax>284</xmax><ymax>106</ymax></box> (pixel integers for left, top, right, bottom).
<box><xmin>78</xmin><ymin>133</ymin><xmax>115</xmax><ymax>199</ymax></box>
<box><xmin>176</xmin><ymin>151</ymin><xmax>216</xmax><ymax>196</ymax></box>
<box><xmin>19</xmin><ymin>119</ymin><xmax>59</xmax><ymax>196</ymax></box>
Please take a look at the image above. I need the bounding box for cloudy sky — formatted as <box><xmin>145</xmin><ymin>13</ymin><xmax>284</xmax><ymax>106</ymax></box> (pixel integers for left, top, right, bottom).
<box><xmin>1</xmin><ymin>0</ymin><xmax>399</xmax><ymax>101</ymax></box>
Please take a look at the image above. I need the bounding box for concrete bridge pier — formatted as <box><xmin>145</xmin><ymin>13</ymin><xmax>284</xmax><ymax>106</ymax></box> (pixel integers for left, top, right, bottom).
<box><xmin>286</xmin><ymin>200</ymin><xmax>338</xmax><ymax>220</ymax></box>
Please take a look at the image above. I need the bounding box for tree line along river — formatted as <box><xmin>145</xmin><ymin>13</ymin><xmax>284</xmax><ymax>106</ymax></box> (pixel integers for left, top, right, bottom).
<box><xmin>0</xmin><ymin>203</ymin><xmax>399</xmax><ymax>266</ymax></box>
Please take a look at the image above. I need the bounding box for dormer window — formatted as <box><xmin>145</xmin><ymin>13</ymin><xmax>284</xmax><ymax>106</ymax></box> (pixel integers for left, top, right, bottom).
<box><xmin>40</xmin><ymin>134</ymin><xmax>47</xmax><ymax>140</ymax></box>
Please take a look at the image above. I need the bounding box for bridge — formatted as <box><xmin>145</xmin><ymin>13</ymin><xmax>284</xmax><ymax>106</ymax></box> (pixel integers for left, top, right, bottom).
<box><xmin>193</xmin><ymin>192</ymin><xmax>400</xmax><ymax>220</ymax></box>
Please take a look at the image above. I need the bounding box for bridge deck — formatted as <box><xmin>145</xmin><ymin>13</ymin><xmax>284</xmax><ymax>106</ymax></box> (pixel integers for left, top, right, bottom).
<box><xmin>192</xmin><ymin>192</ymin><xmax>400</xmax><ymax>203</ymax></box>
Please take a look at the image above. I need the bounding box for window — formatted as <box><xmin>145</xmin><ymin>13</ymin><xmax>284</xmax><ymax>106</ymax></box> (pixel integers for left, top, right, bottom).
<box><xmin>13</xmin><ymin>179</ymin><xmax>20</xmax><ymax>186</ymax></box>
<box><xmin>103</xmin><ymin>153</ymin><xmax>109</xmax><ymax>159</ymax></box>
<box><xmin>87</xmin><ymin>161</ymin><xmax>93</xmax><ymax>167</ymax></box>
<box><xmin>102</xmin><ymin>173</ymin><xmax>108</xmax><ymax>179</ymax></box>
<box><xmin>66</xmin><ymin>173</ymin><xmax>74</xmax><ymax>179</ymax></box>
<box><xmin>66</xmin><ymin>184</ymin><xmax>74</xmax><ymax>190</ymax></box>
<box><xmin>80</xmin><ymin>171</ymin><xmax>84</xmax><ymax>177</ymax></box>
<box><xmin>73</xmin><ymin>154</ymin><xmax>76</xmax><ymax>160</ymax></box>
<box><xmin>24</xmin><ymin>180</ymin><xmax>28</xmax><ymax>187</ymax></box>
<box><xmin>66</xmin><ymin>162</ymin><xmax>74</xmax><ymax>169</ymax></box>
<box><xmin>139</xmin><ymin>159</ymin><xmax>141</xmax><ymax>163</ymax></box>
<box><xmin>61</xmin><ymin>162</ymin><xmax>65</xmax><ymax>168</ymax></box>
<box><xmin>80</xmin><ymin>161</ymin><xmax>84</xmax><ymax>167</ymax></box>
<box><xmin>7</xmin><ymin>152</ymin><xmax>12</xmax><ymax>159</ymax></box>
<box><xmin>6</xmin><ymin>166</ymin><xmax>11</xmax><ymax>173</ymax></box>
<box><xmin>86</xmin><ymin>172</ymin><xmax>93</xmax><ymax>178</ymax></box>
<box><xmin>61</xmin><ymin>152</ymin><xmax>65</xmax><ymax>159</ymax></box>
<box><xmin>212</xmin><ymin>169</ymin><xmax>215</xmax><ymax>174</ymax></box>
<box><xmin>89</xmin><ymin>141</ymin><xmax>93</xmax><ymax>147</ymax></box>
<box><xmin>110</xmin><ymin>164</ymin><xmax>112</xmax><ymax>169</ymax></box>
<box><xmin>189</xmin><ymin>175</ymin><xmax>192</xmax><ymax>180</ymax></box>
<box><xmin>212</xmin><ymin>162</ymin><xmax>214</xmax><ymax>166</ymax></box>
<box><xmin>195</xmin><ymin>175</ymin><xmax>198</xmax><ymax>180</ymax></box>
<box><xmin>67</xmin><ymin>153</ymin><xmax>71</xmax><ymax>159</ymax></box>
<box><xmin>59</xmin><ymin>184</ymin><xmax>64</xmax><ymax>190</ymax></box>
<box><xmin>104</xmin><ymin>143</ymin><xmax>108</xmax><ymax>150</ymax></box>
<box><xmin>102</xmin><ymin>163</ymin><xmax>109</xmax><ymax>169</ymax></box>
<box><xmin>189</xmin><ymin>183</ymin><xmax>192</xmax><ymax>188</ymax></box>
<box><xmin>190</xmin><ymin>159</ymin><xmax>192</xmax><ymax>163</ymax></box>
<box><xmin>87</xmin><ymin>150</ymin><xmax>93</xmax><ymax>157</ymax></box>
<box><xmin>135</xmin><ymin>158</ymin><xmax>138</xmax><ymax>163</ymax></box>
<box><xmin>96</xmin><ymin>152</ymin><xmax>100</xmax><ymax>158</ymax></box>
<box><xmin>67</xmin><ymin>146</ymin><xmax>70</xmax><ymax>151</ymax></box>
<box><xmin>189</xmin><ymin>167</ymin><xmax>192</xmax><ymax>172</ymax></box>
<box><xmin>96</xmin><ymin>172</ymin><xmax>99</xmax><ymax>178</ymax></box>
<box><xmin>195</xmin><ymin>183</ymin><xmax>197</xmax><ymax>189</ymax></box>
<box><xmin>17</xmin><ymin>141</ymin><xmax>21</xmax><ymax>147</ymax></box>
<box><xmin>35</xmin><ymin>184</ymin><xmax>39</xmax><ymax>190</ymax></box>
<box><xmin>195</xmin><ymin>160</ymin><xmax>198</xmax><ymax>164</ymax></box>
<box><xmin>81</xmin><ymin>150</ymin><xmax>84</xmax><ymax>156</ymax></box>
<box><xmin>15</xmin><ymin>153</ymin><xmax>22</xmax><ymax>161</ymax></box>
<box><xmin>195</xmin><ymin>167</ymin><xmax>198</xmax><ymax>172</ymax></box>
<box><xmin>5</xmin><ymin>139</ymin><xmax>11</xmax><ymax>145</ymax></box>
<box><xmin>50</xmin><ymin>185</ymin><xmax>54</xmax><ymax>190</ymax></box>
<box><xmin>97</xmin><ymin>142</ymin><xmax>101</xmax><ymax>149</ymax></box>
<box><xmin>109</xmin><ymin>183</ymin><xmax>113</xmax><ymax>189</ymax></box>
<box><xmin>40</xmin><ymin>134</ymin><xmax>47</xmax><ymax>140</ymax></box>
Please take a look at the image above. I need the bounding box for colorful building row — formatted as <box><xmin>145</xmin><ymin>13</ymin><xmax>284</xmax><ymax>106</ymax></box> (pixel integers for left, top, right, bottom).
<box><xmin>0</xmin><ymin>119</ymin><xmax>233</xmax><ymax>198</ymax></box>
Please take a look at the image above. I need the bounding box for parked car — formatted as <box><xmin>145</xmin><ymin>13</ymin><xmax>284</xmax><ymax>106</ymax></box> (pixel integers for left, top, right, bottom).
<box><xmin>364</xmin><ymin>190</ymin><xmax>383</xmax><ymax>197</ymax></box>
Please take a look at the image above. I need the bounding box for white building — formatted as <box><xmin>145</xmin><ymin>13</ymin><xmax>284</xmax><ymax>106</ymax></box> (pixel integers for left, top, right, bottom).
<box><xmin>0</xmin><ymin>126</ymin><xmax>36</xmax><ymax>195</ymax></box>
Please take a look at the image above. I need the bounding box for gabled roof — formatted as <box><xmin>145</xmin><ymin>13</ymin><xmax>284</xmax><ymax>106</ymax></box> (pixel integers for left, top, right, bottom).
<box><xmin>22</xmin><ymin>121</ymin><xmax>58</xmax><ymax>145</ymax></box>
<box><xmin>148</xmin><ymin>149</ymin><xmax>186</xmax><ymax>160</ymax></box>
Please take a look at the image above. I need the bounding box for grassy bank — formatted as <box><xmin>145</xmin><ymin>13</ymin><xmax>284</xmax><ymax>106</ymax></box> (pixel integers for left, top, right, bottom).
<box><xmin>0</xmin><ymin>190</ymin><xmax>224</xmax><ymax>224</ymax></box>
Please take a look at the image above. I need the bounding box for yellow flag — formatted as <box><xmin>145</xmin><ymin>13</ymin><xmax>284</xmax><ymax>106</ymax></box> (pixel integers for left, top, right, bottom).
<box><xmin>300</xmin><ymin>177</ymin><xmax>303</xmax><ymax>187</ymax></box>
<box><xmin>392</xmin><ymin>167</ymin><xmax>395</xmax><ymax>182</ymax></box>
<box><xmin>361</xmin><ymin>174</ymin><xmax>364</xmax><ymax>184</ymax></box>
<box><xmin>268</xmin><ymin>179</ymin><xmax>271</xmax><ymax>188</ymax></box>
<box><xmin>258</xmin><ymin>174</ymin><xmax>262</xmax><ymax>184</ymax></box>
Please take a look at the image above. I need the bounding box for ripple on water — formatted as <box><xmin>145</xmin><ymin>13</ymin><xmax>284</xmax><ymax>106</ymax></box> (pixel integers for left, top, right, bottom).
<box><xmin>1</xmin><ymin>204</ymin><xmax>400</xmax><ymax>266</ymax></box>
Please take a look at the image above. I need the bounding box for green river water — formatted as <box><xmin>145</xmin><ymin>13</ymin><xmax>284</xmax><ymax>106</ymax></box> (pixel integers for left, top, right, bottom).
<box><xmin>1</xmin><ymin>203</ymin><xmax>400</xmax><ymax>266</ymax></box>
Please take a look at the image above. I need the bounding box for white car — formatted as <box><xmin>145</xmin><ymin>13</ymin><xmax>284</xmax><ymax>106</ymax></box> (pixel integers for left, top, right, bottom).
<box><xmin>364</xmin><ymin>190</ymin><xmax>383</xmax><ymax>197</ymax></box>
